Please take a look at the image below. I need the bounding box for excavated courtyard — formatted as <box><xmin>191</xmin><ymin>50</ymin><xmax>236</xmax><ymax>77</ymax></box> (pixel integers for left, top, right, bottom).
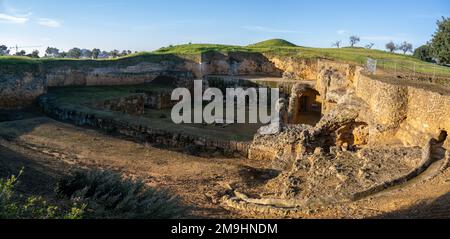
<box><xmin>1</xmin><ymin>50</ymin><xmax>449</xmax><ymax>218</ymax></box>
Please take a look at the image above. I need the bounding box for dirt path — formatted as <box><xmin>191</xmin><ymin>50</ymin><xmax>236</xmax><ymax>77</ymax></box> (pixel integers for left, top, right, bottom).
<box><xmin>0</xmin><ymin>116</ymin><xmax>449</xmax><ymax>219</ymax></box>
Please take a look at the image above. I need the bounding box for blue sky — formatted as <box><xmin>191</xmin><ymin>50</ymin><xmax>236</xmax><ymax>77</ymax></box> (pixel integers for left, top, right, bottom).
<box><xmin>0</xmin><ymin>0</ymin><xmax>448</xmax><ymax>54</ymax></box>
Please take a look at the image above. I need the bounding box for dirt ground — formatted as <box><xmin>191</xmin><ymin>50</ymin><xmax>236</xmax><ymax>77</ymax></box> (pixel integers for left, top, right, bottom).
<box><xmin>0</xmin><ymin>113</ymin><xmax>449</xmax><ymax>219</ymax></box>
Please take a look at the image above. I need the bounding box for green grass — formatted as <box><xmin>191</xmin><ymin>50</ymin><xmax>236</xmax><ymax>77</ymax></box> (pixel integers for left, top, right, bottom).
<box><xmin>0</xmin><ymin>52</ymin><xmax>187</xmax><ymax>72</ymax></box>
<box><xmin>1</xmin><ymin>39</ymin><xmax>450</xmax><ymax>77</ymax></box>
<box><xmin>154</xmin><ymin>43</ymin><xmax>249</xmax><ymax>55</ymax></box>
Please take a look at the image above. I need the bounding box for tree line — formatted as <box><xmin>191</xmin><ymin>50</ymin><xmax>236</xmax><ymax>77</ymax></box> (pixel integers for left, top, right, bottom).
<box><xmin>0</xmin><ymin>46</ymin><xmax>136</xmax><ymax>59</ymax></box>
<box><xmin>331</xmin><ymin>17</ymin><xmax>449</xmax><ymax>65</ymax></box>
<box><xmin>331</xmin><ymin>36</ymin><xmax>413</xmax><ymax>54</ymax></box>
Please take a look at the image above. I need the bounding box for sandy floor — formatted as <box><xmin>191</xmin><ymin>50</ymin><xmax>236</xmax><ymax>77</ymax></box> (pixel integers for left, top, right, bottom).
<box><xmin>0</xmin><ymin>116</ymin><xmax>449</xmax><ymax>219</ymax></box>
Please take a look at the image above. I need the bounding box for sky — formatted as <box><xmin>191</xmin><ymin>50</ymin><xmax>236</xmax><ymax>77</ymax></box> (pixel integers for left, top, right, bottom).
<box><xmin>0</xmin><ymin>0</ymin><xmax>449</xmax><ymax>55</ymax></box>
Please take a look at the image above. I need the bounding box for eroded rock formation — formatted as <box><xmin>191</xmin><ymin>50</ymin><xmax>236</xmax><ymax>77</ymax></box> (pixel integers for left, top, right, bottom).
<box><xmin>236</xmin><ymin>58</ymin><xmax>450</xmax><ymax>216</ymax></box>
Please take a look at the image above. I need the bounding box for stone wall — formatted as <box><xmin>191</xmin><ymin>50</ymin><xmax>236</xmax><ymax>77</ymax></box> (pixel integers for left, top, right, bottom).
<box><xmin>0</xmin><ymin>72</ymin><xmax>46</xmax><ymax>109</ymax></box>
<box><xmin>199</xmin><ymin>52</ymin><xmax>283</xmax><ymax>77</ymax></box>
<box><xmin>352</xmin><ymin>74</ymin><xmax>450</xmax><ymax>146</ymax></box>
<box><xmin>268</xmin><ymin>57</ymin><xmax>317</xmax><ymax>80</ymax></box>
<box><xmin>397</xmin><ymin>85</ymin><xmax>450</xmax><ymax>147</ymax></box>
<box><xmin>354</xmin><ymin>75</ymin><xmax>409</xmax><ymax>142</ymax></box>
<box><xmin>140</xmin><ymin>91</ymin><xmax>175</xmax><ymax>110</ymax></box>
<box><xmin>93</xmin><ymin>94</ymin><xmax>145</xmax><ymax>115</ymax></box>
<box><xmin>38</xmin><ymin>95</ymin><xmax>250</xmax><ymax>157</ymax></box>
<box><xmin>46</xmin><ymin>64</ymin><xmax>194</xmax><ymax>88</ymax></box>
<box><xmin>302</xmin><ymin>59</ymin><xmax>450</xmax><ymax>148</ymax></box>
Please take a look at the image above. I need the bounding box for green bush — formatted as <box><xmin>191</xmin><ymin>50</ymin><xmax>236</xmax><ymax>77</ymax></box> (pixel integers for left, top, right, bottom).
<box><xmin>413</xmin><ymin>45</ymin><xmax>434</xmax><ymax>63</ymax></box>
<box><xmin>0</xmin><ymin>170</ymin><xmax>85</xmax><ymax>219</ymax></box>
<box><xmin>56</xmin><ymin>170</ymin><xmax>188</xmax><ymax>219</ymax></box>
<box><xmin>431</xmin><ymin>17</ymin><xmax>450</xmax><ymax>65</ymax></box>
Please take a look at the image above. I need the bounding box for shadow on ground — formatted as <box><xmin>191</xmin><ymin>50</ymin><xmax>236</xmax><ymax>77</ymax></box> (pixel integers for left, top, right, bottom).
<box><xmin>0</xmin><ymin>144</ymin><xmax>68</xmax><ymax>196</ymax></box>
<box><xmin>377</xmin><ymin>191</ymin><xmax>450</xmax><ymax>219</ymax></box>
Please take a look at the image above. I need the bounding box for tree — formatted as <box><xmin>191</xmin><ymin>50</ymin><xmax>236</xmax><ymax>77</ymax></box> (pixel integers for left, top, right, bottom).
<box><xmin>92</xmin><ymin>48</ymin><xmax>101</xmax><ymax>59</ymax></box>
<box><xmin>45</xmin><ymin>47</ymin><xmax>60</xmax><ymax>58</ymax></box>
<box><xmin>365</xmin><ymin>43</ymin><xmax>375</xmax><ymax>49</ymax></box>
<box><xmin>399</xmin><ymin>41</ymin><xmax>413</xmax><ymax>54</ymax></box>
<box><xmin>430</xmin><ymin>17</ymin><xmax>450</xmax><ymax>65</ymax></box>
<box><xmin>110</xmin><ymin>50</ymin><xmax>120</xmax><ymax>58</ymax></box>
<box><xmin>27</xmin><ymin>50</ymin><xmax>40</xmax><ymax>58</ymax></box>
<box><xmin>98</xmin><ymin>51</ymin><xmax>110</xmax><ymax>59</ymax></box>
<box><xmin>414</xmin><ymin>44</ymin><xmax>433</xmax><ymax>62</ymax></box>
<box><xmin>59</xmin><ymin>51</ymin><xmax>67</xmax><ymax>58</ymax></box>
<box><xmin>385</xmin><ymin>41</ymin><xmax>397</xmax><ymax>53</ymax></box>
<box><xmin>0</xmin><ymin>45</ymin><xmax>10</xmax><ymax>56</ymax></box>
<box><xmin>332</xmin><ymin>40</ymin><xmax>342</xmax><ymax>48</ymax></box>
<box><xmin>81</xmin><ymin>49</ymin><xmax>93</xmax><ymax>59</ymax></box>
<box><xmin>349</xmin><ymin>35</ymin><xmax>360</xmax><ymax>47</ymax></box>
<box><xmin>67</xmin><ymin>48</ymin><xmax>82</xmax><ymax>59</ymax></box>
<box><xmin>15</xmin><ymin>50</ymin><xmax>26</xmax><ymax>56</ymax></box>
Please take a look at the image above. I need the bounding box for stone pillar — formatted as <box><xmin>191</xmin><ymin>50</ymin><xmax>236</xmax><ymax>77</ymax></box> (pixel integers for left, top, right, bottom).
<box><xmin>288</xmin><ymin>83</ymin><xmax>307</xmax><ymax>124</ymax></box>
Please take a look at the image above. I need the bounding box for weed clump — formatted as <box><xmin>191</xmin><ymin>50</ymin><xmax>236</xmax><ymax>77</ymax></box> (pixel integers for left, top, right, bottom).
<box><xmin>0</xmin><ymin>170</ymin><xmax>84</xmax><ymax>219</ymax></box>
<box><xmin>56</xmin><ymin>169</ymin><xmax>188</xmax><ymax>219</ymax></box>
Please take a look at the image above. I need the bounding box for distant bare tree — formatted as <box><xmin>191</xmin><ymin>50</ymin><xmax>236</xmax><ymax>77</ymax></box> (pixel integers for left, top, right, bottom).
<box><xmin>399</xmin><ymin>41</ymin><xmax>413</xmax><ymax>54</ymax></box>
<box><xmin>349</xmin><ymin>35</ymin><xmax>360</xmax><ymax>47</ymax></box>
<box><xmin>365</xmin><ymin>43</ymin><xmax>375</xmax><ymax>49</ymax></box>
<box><xmin>385</xmin><ymin>41</ymin><xmax>397</xmax><ymax>53</ymax></box>
<box><xmin>332</xmin><ymin>40</ymin><xmax>342</xmax><ymax>48</ymax></box>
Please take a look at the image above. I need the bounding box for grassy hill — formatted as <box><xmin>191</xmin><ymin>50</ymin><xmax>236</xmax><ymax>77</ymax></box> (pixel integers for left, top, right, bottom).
<box><xmin>1</xmin><ymin>39</ymin><xmax>450</xmax><ymax>77</ymax></box>
<box><xmin>248</xmin><ymin>39</ymin><xmax>298</xmax><ymax>48</ymax></box>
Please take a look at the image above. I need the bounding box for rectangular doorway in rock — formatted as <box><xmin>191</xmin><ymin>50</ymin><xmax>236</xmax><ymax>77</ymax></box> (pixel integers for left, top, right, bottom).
<box><xmin>290</xmin><ymin>86</ymin><xmax>322</xmax><ymax>126</ymax></box>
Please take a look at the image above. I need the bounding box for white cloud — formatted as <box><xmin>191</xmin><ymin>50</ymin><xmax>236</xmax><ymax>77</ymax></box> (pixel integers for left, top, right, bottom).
<box><xmin>0</xmin><ymin>13</ymin><xmax>28</xmax><ymax>24</ymax></box>
<box><xmin>37</xmin><ymin>18</ymin><xmax>61</xmax><ymax>28</ymax></box>
<box><xmin>242</xmin><ymin>25</ymin><xmax>302</xmax><ymax>34</ymax></box>
<box><xmin>337</xmin><ymin>30</ymin><xmax>348</xmax><ymax>35</ymax></box>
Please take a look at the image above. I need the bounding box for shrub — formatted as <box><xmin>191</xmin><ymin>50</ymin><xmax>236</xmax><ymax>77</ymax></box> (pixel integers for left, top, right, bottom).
<box><xmin>414</xmin><ymin>45</ymin><xmax>433</xmax><ymax>62</ymax></box>
<box><xmin>56</xmin><ymin>170</ymin><xmax>188</xmax><ymax>219</ymax></box>
<box><xmin>0</xmin><ymin>170</ymin><xmax>85</xmax><ymax>219</ymax></box>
